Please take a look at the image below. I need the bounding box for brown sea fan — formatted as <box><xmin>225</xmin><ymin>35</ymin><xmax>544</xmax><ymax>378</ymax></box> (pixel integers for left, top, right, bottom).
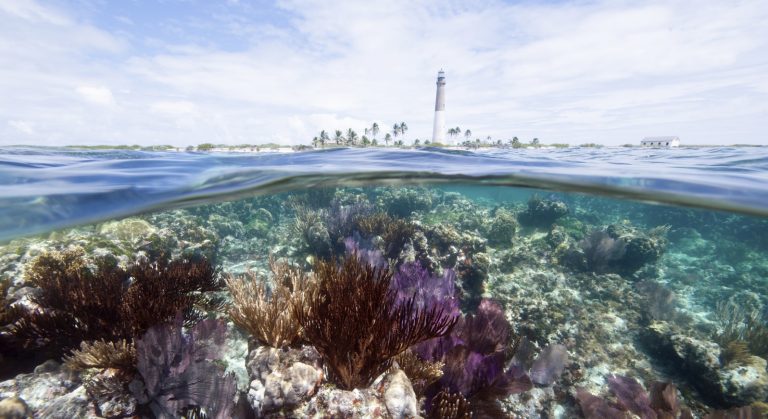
<box><xmin>295</xmin><ymin>255</ymin><xmax>457</xmax><ymax>390</ymax></box>
<box><xmin>11</xmin><ymin>249</ymin><xmax>223</xmax><ymax>356</ymax></box>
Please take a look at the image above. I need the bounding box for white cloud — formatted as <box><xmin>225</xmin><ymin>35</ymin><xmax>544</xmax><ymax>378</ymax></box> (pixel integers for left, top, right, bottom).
<box><xmin>8</xmin><ymin>120</ymin><xmax>34</xmax><ymax>135</ymax></box>
<box><xmin>0</xmin><ymin>0</ymin><xmax>766</xmax><ymax>146</ymax></box>
<box><xmin>76</xmin><ymin>85</ymin><xmax>116</xmax><ymax>106</ymax></box>
<box><xmin>150</xmin><ymin>100</ymin><xmax>197</xmax><ymax>115</ymax></box>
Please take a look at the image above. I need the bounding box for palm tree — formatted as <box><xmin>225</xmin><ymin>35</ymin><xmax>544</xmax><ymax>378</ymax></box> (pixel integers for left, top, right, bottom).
<box><xmin>464</xmin><ymin>129</ymin><xmax>472</xmax><ymax>142</ymax></box>
<box><xmin>312</xmin><ymin>136</ymin><xmax>319</xmax><ymax>148</ymax></box>
<box><xmin>320</xmin><ymin>130</ymin><xmax>329</xmax><ymax>148</ymax></box>
<box><xmin>447</xmin><ymin>128</ymin><xmax>456</xmax><ymax>140</ymax></box>
<box><xmin>371</xmin><ymin>138</ymin><xmax>378</xmax><ymax>146</ymax></box>
<box><xmin>346</xmin><ymin>128</ymin><xmax>358</xmax><ymax>146</ymax></box>
<box><xmin>384</xmin><ymin>133</ymin><xmax>392</xmax><ymax>146</ymax></box>
<box><xmin>361</xmin><ymin>135</ymin><xmax>370</xmax><ymax>146</ymax></box>
<box><xmin>511</xmin><ymin>137</ymin><xmax>520</xmax><ymax>148</ymax></box>
<box><xmin>371</xmin><ymin>122</ymin><xmax>379</xmax><ymax>140</ymax></box>
<box><xmin>414</xmin><ymin>139</ymin><xmax>420</xmax><ymax>146</ymax></box>
<box><xmin>531</xmin><ymin>138</ymin><xmax>540</xmax><ymax>147</ymax></box>
<box><xmin>399</xmin><ymin>122</ymin><xmax>408</xmax><ymax>141</ymax></box>
<box><xmin>334</xmin><ymin>130</ymin><xmax>344</xmax><ymax>146</ymax></box>
<box><xmin>392</xmin><ymin>123</ymin><xmax>400</xmax><ymax>142</ymax></box>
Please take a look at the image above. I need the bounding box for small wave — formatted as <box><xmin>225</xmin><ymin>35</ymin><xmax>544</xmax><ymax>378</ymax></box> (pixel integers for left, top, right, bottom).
<box><xmin>1</xmin><ymin>146</ymin><xmax>767</xmax><ymax>242</ymax></box>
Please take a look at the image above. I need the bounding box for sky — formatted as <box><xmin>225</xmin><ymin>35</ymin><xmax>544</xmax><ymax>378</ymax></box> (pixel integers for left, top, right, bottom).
<box><xmin>0</xmin><ymin>0</ymin><xmax>767</xmax><ymax>146</ymax></box>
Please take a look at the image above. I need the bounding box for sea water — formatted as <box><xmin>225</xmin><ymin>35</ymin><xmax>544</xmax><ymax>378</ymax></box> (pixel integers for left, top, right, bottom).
<box><xmin>0</xmin><ymin>146</ymin><xmax>766</xmax><ymax>418</ymax></box>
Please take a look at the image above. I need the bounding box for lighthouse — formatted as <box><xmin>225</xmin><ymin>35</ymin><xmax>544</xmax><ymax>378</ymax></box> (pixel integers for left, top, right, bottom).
<box><xmin>432</xmin><ymin>70</ymin><xmax>446</xmax><ymax>144</ymax></box>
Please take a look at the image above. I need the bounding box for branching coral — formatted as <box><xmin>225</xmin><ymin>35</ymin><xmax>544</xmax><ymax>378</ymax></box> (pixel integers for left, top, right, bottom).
<box><xmin>63</xmin><ymin>339</ymin><xmax>137</xmax><ymax>372</ymax></box>
<box><xmin>294</xmin><ymin>255</ymin><xmax>457</xmax><ymax>390</ymax></box>
<box><xmin>427</xmin><ymin>389</ymin><xmax>472</xmax><ymax>419</ymax></box>
<box><xmin>393</xmin><ymin>350</ymin><xmax>444</xmax><ymax>397</ymax></box>
<box><xmin>130</xmin><ymin>317</ymin><xmax>237</xmax><ymax>419</ymax></box>
<box><xmin>11</xmin><ymin>248</ymin><xmax>223</xmax><ymax>356</ymax></box>
<box><xmin>226</xmin><ymin>257</ymin><xmax>313</xmax><ymax>348</ymax></box>
<box><xmin>0</xmin><ymin>277</ymin><xmax>13</xmax><ymax>327</ymax></box>
<box><xmin>713</xmin><ymin>299</ymin><xmax>768</xmax><ymax>359</ymax></box>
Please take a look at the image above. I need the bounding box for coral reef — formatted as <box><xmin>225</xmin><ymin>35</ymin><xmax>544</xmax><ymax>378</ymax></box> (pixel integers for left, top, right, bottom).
<box><xmin>1</xmin><ymin>184</ymin><xmax>766</xmax><ymax>417</ymax></box>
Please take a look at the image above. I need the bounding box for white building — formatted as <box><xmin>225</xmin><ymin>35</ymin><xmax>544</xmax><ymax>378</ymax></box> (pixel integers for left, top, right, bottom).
<box><xmin>641</xmin><ymin>136</ymin><xmax>680</xmax><ymax>148</ymax></box>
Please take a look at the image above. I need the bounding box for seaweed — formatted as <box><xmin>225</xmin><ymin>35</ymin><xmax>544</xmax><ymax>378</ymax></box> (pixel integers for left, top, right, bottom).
<box><xmin>129</xmin><ymin>317</ymin><xmax>238</xmax><ymax>419</ymax></box>
<box><xmin>294</xmin><ymin>254</ymin><xmax>457</xmax><ymax>390</ymax></box>
<box><xmin>10</xmin><ymin>248</ymin><xmax>223</xmax><ymax>357</ymax></box>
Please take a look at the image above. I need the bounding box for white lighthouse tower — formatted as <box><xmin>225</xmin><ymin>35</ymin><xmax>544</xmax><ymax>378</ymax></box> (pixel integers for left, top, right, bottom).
<box><xmin>432</xmin><ymin>70</ymin><xmax>446</xmax><ymax>144</ymax></box>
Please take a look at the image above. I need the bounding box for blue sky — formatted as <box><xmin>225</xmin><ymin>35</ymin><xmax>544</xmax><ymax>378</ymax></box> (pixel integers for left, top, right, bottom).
<box><xmin>1</xmin><ymin>0</ymin><xmax>767</xmax><ymax>146</ymax></box>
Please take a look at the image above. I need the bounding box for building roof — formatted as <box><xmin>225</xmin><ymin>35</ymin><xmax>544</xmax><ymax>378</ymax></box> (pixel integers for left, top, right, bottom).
<box><xmin>641</xmin><ymin>136</ymin><xmax>679</xmax><ymax>142</ymax></box>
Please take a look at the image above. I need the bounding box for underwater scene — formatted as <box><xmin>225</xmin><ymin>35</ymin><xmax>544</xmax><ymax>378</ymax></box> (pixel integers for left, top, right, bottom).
<box><xmin>0</xmin><ymin>148</ymin><xmax>767</xmax><ymax>418</ymax></box>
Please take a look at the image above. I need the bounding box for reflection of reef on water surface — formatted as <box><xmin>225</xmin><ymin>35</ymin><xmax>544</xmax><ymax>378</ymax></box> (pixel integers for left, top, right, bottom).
<box><xmin>1</xmin><ymin>186</ymin><xmax>767</xmax><ymax>418</ymax></box>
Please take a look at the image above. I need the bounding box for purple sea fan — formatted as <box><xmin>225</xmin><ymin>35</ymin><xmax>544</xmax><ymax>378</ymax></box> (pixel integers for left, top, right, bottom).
<box><xmin>130</xmin><ymin>316</ymin><xmax>237</xmax><ymax>419</ymax></box>
<box><xmin>530</xmin><ymin>344</ymin><xmax>569</xmax><ymax>386</ymax></box>
<box><xmin>419</xmin><ymin>299</ymin><xmax>533</xmax><ymax>417</ymax></box>
<box><xmin>607</xmin><ymin>375</ymin><xmax>657</xmax><ymax>419</ymax></box>
<box><xmin>344</xmin><ymin>236</ymin><xmax>386</xmax><ymax>269</ymax></box>
<box><xmin>392</xmin><ymin>262</ymin><xmax>460</xmax><ymax>316</ymax></box>
<box><xmin>326</xmin><ymin>201</ymin><xmax>374</xmax><ymax>242</ymax></box>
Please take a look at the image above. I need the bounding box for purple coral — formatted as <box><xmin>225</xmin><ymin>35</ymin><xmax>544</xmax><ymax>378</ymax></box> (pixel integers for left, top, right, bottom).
<box><xmin>343</xmin><ymin>236</ymin><xmax>387</xmax><ymax>269</ymax></box>
<box><xmin>416</xmin><ymin>299</ymin><xmax>534</xmax><ymax>416</ymax></box>
<box><xmin>607</xmin><ymin>375</ymin><xmax>657</xmax><ymax>419</ymax></box>
<box><xmin>392</xmin><ymin>262</ymin><xmax>460</xmax><ymax>317</ymax></box>
<box><xmin>326</xmin><ymin>201</ymin><xmax>373</xmax><ymax>243</ymax></box>
<box><xmin>577</xmin><ymin>376</ymin><xmax>694</xmax><ymax>419</ymax></box>
<box><xmin>130</xmin><ymin>317</ymin><xmax>238</xmax><ymax>418</ymax></box>
<box><xmin>530</xmin><ymin>344</ymin><xmax>569</xmax><ymax>386</ymax></box>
